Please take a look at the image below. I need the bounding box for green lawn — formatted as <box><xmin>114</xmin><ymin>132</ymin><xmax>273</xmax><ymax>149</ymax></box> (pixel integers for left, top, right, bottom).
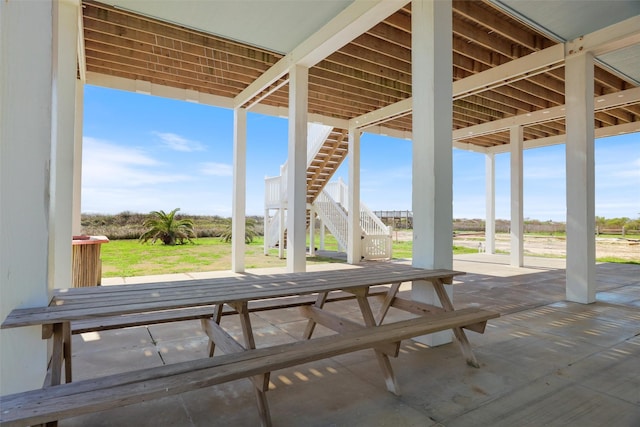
<box><xmin>101</xmin><ymin>236</ymin><xmax>478</xmax><ymax>277</ymax></box>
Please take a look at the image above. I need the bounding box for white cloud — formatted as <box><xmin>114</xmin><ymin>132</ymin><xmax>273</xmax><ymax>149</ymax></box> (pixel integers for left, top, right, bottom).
<box><xmin>200</xmin><ymin>162</ymin><xmax>233</xmax><ymax>177</ymax></box>
<box><xmin>82</xmin><ymin>137</ymin><xmax>192</xmax><ymax>189</ymax></box>
<box><xmin>153</xmin><ymin>132</ymin><xmax>205</xmax><ymax>152</ymax></box>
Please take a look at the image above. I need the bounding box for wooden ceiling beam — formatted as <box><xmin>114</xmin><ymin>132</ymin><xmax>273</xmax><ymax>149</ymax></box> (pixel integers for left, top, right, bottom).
<box><xmin>86</xmin><ymin>58</ymin><xmax>247</xmax><ymax>95</ymax></box>
<box><xmin>311</xmin><ymin>67</ymin><xmax>409</xmax><ymax>99</ymax></box>
<box><xmin>84</xmin><ymin>45</ymin><xmax>261</xmax><ymax>90</ymax></box>
<box><xmin>336</xmin><ymin>42</ymin><xmax>410</xmax><ymax>75</ymax></box>
<box><xmin>366</xmin><ymin>21</ymin><xmax>411</xmax><ymax>49</ymax></box>
<box><xmin>86</xmin><ymin>64</ymin><xmax>242</xmax><ymax>99</ymax></box>
<box><xmin>83</xmin><ymin>42</ymin><xmax>264</xmax><ymax>87</ymax></box>
<box><xmin>320</xmin><ymin>52</ymin><xmax>411</xmax><ymax>87</ymax></box>
<box><xmin>83</xmin><ymin>4</ymin><xmax>281</xmax><ymax>66</ymax></box>
<box><xmin>351</xmin><ymin>33</ymin><xmax>411</xmax><ymax>64</ymax></box>
<box><xmin>452</xmin><ymin>41</ymin><xmax>569</xmax><ymax>110</ymax></box>
<box><xmin>455</xmin><ymin>0</ymin><xmax>551</xmax><ymax>51</ymax></box>
<box><xmin>234</xmin><ymin>0</ymin><xmax>409</xmax><ymax>108</ymax></box>
<box><xmin>83</xmin><ymin>24</ymin><xmax>273</xmax><ymax>75</ymax></box>
<box><xmin>453</xmin><ymin>17</ymin><xmax>522</xmax><ymax>60</ymax></box>
<box><xmin>309</xmin><ymin>75</ymin><xmax>403</xmax><ymax>107</ymax></box>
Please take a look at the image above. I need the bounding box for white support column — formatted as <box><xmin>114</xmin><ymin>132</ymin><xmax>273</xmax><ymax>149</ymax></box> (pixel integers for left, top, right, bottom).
<box><xmin>309</xmin><ymin>206</ymin><xmax>316</xmax><ymax>256</ymax></box>
<box><xmin>565</xmin><ymin>52</ymin><xmax>596</xmax><ymax>304</ymax></box>
<box><xmin>263</xmin><ymin>209</ymin><xmax>269</xmax><ymax>255</ymax></box>
<box><xmin>485</xmin><ymin>153</ymin><xmax>496</xmax><ymax>254</ymax></box>
<box><xmin>278</xmin><ymin>206</ymin><xmax>285</xmax><ymax>259</ymax></box>
<box><xmin>1</xmin><ymin>0</ymin><xmax>57</xmax><ymax>394</ymax></box>
<box><xmin>286</xmin><ymin>65</ymin><xmax>308</xmax><ymax>272</ymax></box>
<box><xmin>347</xmin><ymin>128</ymin><xmax>362</xmax><ymax>264</ymax></box>
<box><xmin>510</xmin><ymin>126</ymin><xmax>524</xmax><ymax>267</ymax></box>
<box><xmin>232</xmin><ymin>107</ymin><xmax>247</xmax><ymax>273</ymax></box>
<box><xmin>49</xmin><ymin>0</ymin><xmax>79</xmax><ymax>293</ymax></box>
<box><xmin>411</xmin><ymin>0</ymin><xmax>453</xmax><ymax>346</ymax></box>
<box><xmin>319</xmin><ymin>219</ymin><xmax>326</xmax><ymax>250</ymax></box>
<box><xmin>72</xmin><ymin>80</ymin><xmax>84</xmax><ymax>235</ymax></box>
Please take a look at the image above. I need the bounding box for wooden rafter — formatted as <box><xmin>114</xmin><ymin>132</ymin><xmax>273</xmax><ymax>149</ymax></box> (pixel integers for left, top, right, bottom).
<box><xmin>81</xmin><ymin>0</ymin><xmax>639</xmax><ymax>152</ymax></box>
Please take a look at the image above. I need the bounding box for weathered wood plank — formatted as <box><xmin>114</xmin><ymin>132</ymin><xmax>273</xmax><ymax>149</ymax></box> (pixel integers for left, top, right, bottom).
<box><xmin>300</xmin><ymin>306</ymin><xmax>399</xmax><ymax>357</ymax></box>
<box><xmin>3</xmin><ymin>267</ymin><xmax>463</xmax><ymax>328</ymax></box>
<box><xmin>70</xmin><ymin>289</ymin><xmax>389</xmax><ymax>334</ymax></box>
<box><xmin>0</xmin><ymin>308</ymin><xmax>498</xmax><ymax>426</ymax></box>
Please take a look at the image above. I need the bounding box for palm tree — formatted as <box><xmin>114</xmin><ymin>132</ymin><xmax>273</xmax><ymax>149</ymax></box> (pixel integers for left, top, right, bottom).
<box><xmin>220</xmin><ymin>217</ymin><xmax>259</xmax><ymax>244</ymax></box>
<box><xmin>139</xmin><ymin>208</ymin><xmax>196</xmax><ymax>245</ymax></box>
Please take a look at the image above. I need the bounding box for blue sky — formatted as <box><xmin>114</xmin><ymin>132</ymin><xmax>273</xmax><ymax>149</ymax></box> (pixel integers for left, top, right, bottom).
<box><xmin>82</xmin><ymin>85</ymin><xmax>640</xmax><ymax>221</ymax></box>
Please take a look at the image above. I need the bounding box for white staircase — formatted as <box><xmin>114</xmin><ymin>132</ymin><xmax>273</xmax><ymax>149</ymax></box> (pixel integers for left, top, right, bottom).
<box><xmin>320</xmin><ymin>180</ymin><xmax>392</xmax><ymax>260</ymax></box>
<box><xmin>265</xmin><ymin>144</ymin><xmax>392</xmax><ymax>260</ymax></box>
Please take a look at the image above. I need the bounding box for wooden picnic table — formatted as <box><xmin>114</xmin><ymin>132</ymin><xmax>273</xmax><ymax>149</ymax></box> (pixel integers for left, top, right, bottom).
<box><xmin>0</xmin><ymin>263</ymin><xmax>499</xmax><ymax>427</ymax></box>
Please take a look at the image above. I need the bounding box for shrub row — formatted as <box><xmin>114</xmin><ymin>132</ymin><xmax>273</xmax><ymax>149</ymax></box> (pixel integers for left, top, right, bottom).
<box><xmin>81</xmin><ymin>212</ymin><xmax>264</xmax><ymax>240</ymax></box>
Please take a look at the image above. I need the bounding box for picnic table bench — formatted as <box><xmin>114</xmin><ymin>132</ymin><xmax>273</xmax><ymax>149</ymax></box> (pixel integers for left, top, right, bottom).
<box><xmin>0</xmin><ymin>263</ymin><xmax>499</xmax><ymax>427</ymax></box>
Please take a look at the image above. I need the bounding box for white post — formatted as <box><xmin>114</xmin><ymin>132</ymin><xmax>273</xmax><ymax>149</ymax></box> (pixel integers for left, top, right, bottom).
<box><xmin>232</xmin><ymin>107</ymin><xmax>247</xmax><ymax>273</ymax></box>
<box><xmin>319</xmin><ymin>219</ymin><xmax>326</xmax><ymax>250</ymax></box>
<box><xmin>49</xmin><ymin>0</ymin><xmax>79</xmax><ymax>292</ymax></box>
<box><xmin>72</xmin><ymin>80</ymin><xmax>84</xmax><ymax>236</ymax></box>
<box><xmin>510</xmin><ymin>125</ymin><xmax>524</xmax><ymax>267</ymax></box>
<box><xmin>565</xmin><ymin>52</ymin><xmax>596</xmax><ymax>303</ymax></box>
<box><xmin>411</xmin><ymin>0</ymin><xmax>453</xmax><ymax>346</ymax></box>
<box><xmin>278</xmin><ymin>206</ymin><xmax>285</xmax><ymax>259</ymax></box>
<box><xmin>309</xmin><ymin>206</ymin><xmax>316</xmax><ymax>256</ymax></box>
<box><xmin>1</xmin><ymin>0</ymin><xmax>61</xmax><ymax>394</ymax></box>
<box><xmin>286</xmin><ymin>65</ymin><xmax>308</xmax><ymax>272</ymax></box>
<box><xmin>347</xmin><ymin>128</ymin><xmax>361</xmax><ymax>264</ymax></box>
<box><xmin>263</xmin><ymin>209</ymin><xmax>269</xmax><ymax>255</ymax></box>
<box><xmin>485</xmin><ymin>153</ymin><xmax>496</xmax><ymax>254</ymax></box>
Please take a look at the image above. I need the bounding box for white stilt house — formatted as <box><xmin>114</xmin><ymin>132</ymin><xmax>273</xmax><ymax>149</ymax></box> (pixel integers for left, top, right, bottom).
<box><xmin>2</xmin><ymin>0</ymin><xmax>639</xmax><ymax>395</ymax></box>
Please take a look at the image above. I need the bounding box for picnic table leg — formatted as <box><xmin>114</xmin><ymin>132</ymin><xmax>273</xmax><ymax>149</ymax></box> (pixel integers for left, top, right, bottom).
<box><xmin>375</xmin><ymin>282</ymin><xmax>402</xmax><ymax>325</ymax></box>
<box><xmin>302</xmin><ymin>292</ymin><xmax>328</xmax><ymax>340</ymax></box>
<box><xmin>431</xmin><ymin>279</ymin><xmax>480</xmax><ymax>368</ymax></box>
<box><xmin>231</xmin><ymin>302</ymin><xmax>273</xmax><ymax>427</ymax></box>
<box><xmin>43</xmin><ymin>322</ymin><xmax>69</xmax><ymax>427</ymax></box>
<box><xmin>354</xmin><ymin>288</ymin><xmax>400</xmax><ymax>396</ymax></box>
<box><xmin>63</xmin><ymin>322</ymin><xmax>72</xmax><ymax>383</ymax></box>
<box><xmin>202</xmin><ymin>304</ymin><xmax>224</xmax><ymax>357</ymax></box>
<box><xmin>48</xmin><ymin>323</ymin><xmax>64</xmax><ymax>387</ymax></box>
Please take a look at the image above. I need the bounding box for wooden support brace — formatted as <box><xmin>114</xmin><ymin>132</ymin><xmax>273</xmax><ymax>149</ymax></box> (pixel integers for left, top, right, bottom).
<box><xmin>63</xmin><ymin>322</ymin><xmax>72</xmax><ymax>383</ymax></box>
<box><xmin>230</xmin><ymin>301</ymin><xmax>272</xmax><ymax>427</ymax></box>
<box><xmin>377</xmin><ymin>296</ymin><xmax>487</xmax><ymax>333</ymax></box>
<box><xmin>303</xmin><ymin>291</ymin><xmax>328</xmax><ymax>340</ymax></box>
<box><xmin>48</xmin><ymin>323</ymin><xmax>64</xmax><ymax>387</ymax></box>
<box><xmin>375</xmin><ymin>282</ymin><xmax>401</xmax><ymax>325</ymax></box>
<box><xmin>300</xmin><ymin>306</ymin><xmax>400</xmax><ymax>357</ymax></box>
<box><xmin>201</xmin><ymin>304</ymin><xmax>224</xmax><ymax>357</ymax></box>
<box><xmin>354</xmin><ymin>290</ymin><xmax>400</xmax><ymax>395</ymax></box>
<box><xmin>431</xmin><ymin>279</ymin><xmax>480</xmax><ymax>368</ymax></box>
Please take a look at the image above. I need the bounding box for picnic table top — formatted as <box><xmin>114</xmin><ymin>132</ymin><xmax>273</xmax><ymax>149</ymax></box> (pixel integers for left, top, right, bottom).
<box><xmin>2</xmin><ymin>264</ymin><xmax>464</xmax><ymax>328</ymax></box>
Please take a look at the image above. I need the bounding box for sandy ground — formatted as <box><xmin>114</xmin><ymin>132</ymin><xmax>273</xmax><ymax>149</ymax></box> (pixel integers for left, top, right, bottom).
<box><xmin>392</xmin><ymin>230</ymin><xmax>640</xmax><ymax>261</ymax></box>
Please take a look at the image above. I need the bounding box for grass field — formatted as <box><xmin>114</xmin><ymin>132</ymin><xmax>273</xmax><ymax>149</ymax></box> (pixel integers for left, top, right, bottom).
<box><xmin>100</xmin><ymin>236</ymin><xmax>478</xmax><ymax>278</ymax></box>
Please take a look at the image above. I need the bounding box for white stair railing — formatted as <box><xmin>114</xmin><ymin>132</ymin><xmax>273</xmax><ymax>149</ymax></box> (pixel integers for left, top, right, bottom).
<box><xmin>263</xmin><ymin>124</ymin><xmax>391</xmax><ymax>259</ymax></box>
<box><xmin>313</xmin><ymin>191</ymin><xmax>349</xmax><ymax>251</ymax></box>
<box><xmin>265</xmin><ymin>123</ymin><xmax>332</xmax><ymax>206</ymax></box>
<box><xmin>265</xmin><ymin>210</ymin><xmax>281</xmax><ymax>249</ymax></box>
<box><xmin>327</xmin><ymin>179</ymin><xmax>390</xmax><ymax>236</ymax></box>
<box><xmin>264</xmin><ymin>175</ymin><xmax>281</xmax><ymax>208</ymax></box>
<box><xmin>264</xmin><ymin>124</ymin><xmax>333</xmax><ymax>252</ymax></box>
<box><xmin>307</xmin><ymin>124</ymin><xmax>333</xmax><ymax>167</ymax></box>
<box><xmin>359</xmin><ymin>202</ymin><xmax>390</xmax><ymax>237</ymax></box>
<box><xmin>318</xmin><ymin>179</ymin><xmax>392</xmax><ymax>260</ymax></box>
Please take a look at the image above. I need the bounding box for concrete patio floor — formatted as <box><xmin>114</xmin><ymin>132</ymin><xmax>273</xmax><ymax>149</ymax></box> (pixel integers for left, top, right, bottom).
<box><xmin>63</xmin><ymin>254</ymin><xmax>639</xmax><ymax>426</ymax></box>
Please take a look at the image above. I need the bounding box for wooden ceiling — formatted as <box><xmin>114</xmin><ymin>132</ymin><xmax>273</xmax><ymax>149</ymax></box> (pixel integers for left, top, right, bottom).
<box><xmin>82</xmin><ymin>0</ymin><xmax>639</xmax><ymax>149</ymax></box>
